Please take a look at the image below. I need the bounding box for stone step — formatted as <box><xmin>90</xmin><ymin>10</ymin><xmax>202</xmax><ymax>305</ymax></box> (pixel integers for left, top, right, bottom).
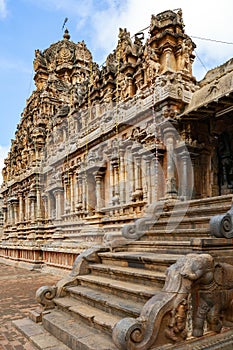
<box><xmin>89</xmin><ymin>263</ymin><xmax>165</xmax><ymax>287</ymax></box>
<box><xmin>54</xmin><ymin>296</ymin><xmax>121</xmax><ymax>334</ymax></box>
<box><xmin>149</xmin><ymin>215</ymin><xmax>211</xmax><ymax>230</ymax></box>
<box><xmin>13</xmin><ymin>317</ymin><xmax>71</xmax><ymax>350</ymax></box>
<box><xmin>42</xmin><ymin>309</ymin><xmax>118</xmax><ymax>350</ymax></box>
<box><xmin>158</xmin><ymin>194</ymin><xmax>232</xmax><ymax>213</ymax></box>
<box><xmin>123</xmin><ymin>240</ymin><xmax>193</xmax><ymax>254</ymax></box>
<box><xmin>98</xmin><ymin>251</ymin><xmax>183</xmax><ymax>272</ymax></box>
<box><xmin>77</xmin><ymin>274</ymin><xmax>159</xmax><ymax>303</ymax></box>
<box><xmin>65</xmin><ymin>285</ymin><xmax>144</xmax><ymax>318</ymax></box>
<box><xmin>157</xmin><ymin>201</ymin><xmax>231</xmax><ymax>218</ymax></box>
<box><xmin>145</xmin><ymin>196</ymin><xmax>232</xmax><ymax>230</ymax></box>
<box><xmin>145</xmin><ymin>227</ymin><xmax>210</xmax><ymax>239</ymax></box>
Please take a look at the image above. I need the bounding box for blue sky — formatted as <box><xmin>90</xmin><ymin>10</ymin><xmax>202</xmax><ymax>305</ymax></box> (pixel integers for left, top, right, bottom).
<box><xmin>0</xmin><ymin>0</ymin><xmax>233</xmax><ymax>182</ymax></box>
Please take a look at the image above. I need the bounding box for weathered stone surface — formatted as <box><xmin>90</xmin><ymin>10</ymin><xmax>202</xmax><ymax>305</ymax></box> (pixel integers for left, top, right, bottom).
<box><xmin>1</xmin><ymin>6</ymin><xmax>233</xmax><ymax>350</ymax></box>
<box><xmin>14</xmin><ymin>318</ymin><xmax>70</xmax><ymax>349</ymax></box>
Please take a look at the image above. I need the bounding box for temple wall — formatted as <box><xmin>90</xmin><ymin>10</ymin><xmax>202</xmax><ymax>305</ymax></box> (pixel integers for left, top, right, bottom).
<box><xmin>1</xmin><ymin>9</ymin><xmax>232</xmax><ymax>271</ymax></box>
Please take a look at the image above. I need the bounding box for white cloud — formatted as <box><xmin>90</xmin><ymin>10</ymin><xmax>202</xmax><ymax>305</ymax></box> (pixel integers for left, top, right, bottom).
<box><xmin>25</xmin><ymin>0</ymin><xmax>233</xmax><ymax>77</ymax></box>
<box><xmin>0</xmin><ymin>0</ymin><xmax>7</xmax><ymax>18</ymax></box>
<box><xmin>86</xmin><ymin>0</ymin><xmax>233</xmax><ymax>80</ymax></box>
<box><xmin>0</xmin><ymin>145</ymin><xmax>9</xmax><ymax>185</ymax></box>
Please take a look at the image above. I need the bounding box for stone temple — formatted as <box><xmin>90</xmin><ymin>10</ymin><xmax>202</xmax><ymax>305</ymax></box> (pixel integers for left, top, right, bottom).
<box><xmin>1</xmin><ymin>8</ymin><xmax>233</xmax><ymax>350</ymax></box>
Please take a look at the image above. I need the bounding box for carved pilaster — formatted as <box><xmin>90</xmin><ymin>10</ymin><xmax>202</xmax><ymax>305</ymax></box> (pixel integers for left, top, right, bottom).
<box><xmin>75</xmin><ymin>174</ymin><xmax>83</xmax><ymax>211</ymax></box>
<box><xmin>69</xmin><ymin>171</ymin><xmax>75</xmax><ymax>213</ymax></box>
<box><xmin>177</xmin><ymin>147</ymin><xmax>193</xmax><ymax>200</ymax></box>
<box><xmin>82</xmin><ymin>174</ymin><xmax>87</xmax><ymax>211</ymax></box>
<box><xmin>94</xmin><ymin>173</ymin><xmax>103</xmax><ymax>212</ymax></box>
<box><xmin>163</xmin><ymin>123</ymin><xmax>178</xmax><ymax>198</ymax></box>
<box><xmin>2</xmin><ymin>205</ymin><xmax>7</xmax><ymax>227</ymax></box>
<box><xmin>28</xmin><ymin>191</ymin><xmax>36</xmax><ymax>223</ymax></box>
<box><xmin>36</xmin><ymin>185</ymin><xmax>42</xmax><ymax>220</ymax></box>
<box><xmin>119</xmin><ymin>147</ymin><xmax>126</xmax><ymax>205</ymax></box>
<box><xmin>54</xmin><ymin>188</ymin><xmax>64</xmax><ymax>220</ymax></box>
<box><xmin>18</xmin><ymin>191</ymin><xmax>24</xmax><ymax>223</ymax></box>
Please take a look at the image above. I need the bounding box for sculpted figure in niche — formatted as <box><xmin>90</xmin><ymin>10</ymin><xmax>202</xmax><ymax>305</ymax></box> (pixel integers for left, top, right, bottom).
<box><xmin>106</xmin><ymin>51</ymin><xmax>118</xmax><ymax>74</ymax></box>
<box><xmin>91</xmin><ymin>62</ymin><xmax>100</xmax><ymax>88</ymax></box>
<box><xmin>34</xmin><ymin>49</ymin><xmax>46</xmax><ymax>71</ymax></box>
<box><xmin>180</xmin><ymin>38</ymin><xmax>193</xmax><ymax>74</ymax></box>
<box><xmin>117</xmin><ymin>72</ymin><xmax>131</xmax><ymax>99</ymax></box>
<box><xmin>176</xmin><ymin>8</ymin><xmax>184</xmax><ymax>28</ymax></box>
<box><xmin>218</xmin><ymin>131</ymin><xmax>233</xmax><ymax>190</ymax></box>
<box><xmin>143</xmin><ymin>44</ymin><xmax>160</xmax><ymax>84</ymax></box>
<box><xmin>117</xmin><ymin>28</ymin><xmax>134</xmax><ymax>64</ymax></box>
<box><xmin>133</xmin><ymin>33</ymin><xmax>143</xmax><ymax>58</ymax></box>
<box><xmin>74</xmin><ymin>82</ymin><xmax>87</xmax><ymax>106</ymax></box>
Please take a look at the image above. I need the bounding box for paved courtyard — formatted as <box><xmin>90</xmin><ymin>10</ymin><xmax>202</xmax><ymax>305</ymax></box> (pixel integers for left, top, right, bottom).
<box><xmin>0</xmin><ymin>263</ymin><xmax>59</xmax><ymax>349</ymax></box>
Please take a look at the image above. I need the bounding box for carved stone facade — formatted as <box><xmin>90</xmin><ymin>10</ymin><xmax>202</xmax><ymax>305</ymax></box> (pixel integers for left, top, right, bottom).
<box><xmin>3</xmin><ymin>9</ymin><xmax>233</xmax><ymax>350</ymax></box>
<box><xmin>0</xmin><ymin>9</ymin><xmax>233</xmax><ymax>274</ymax></box>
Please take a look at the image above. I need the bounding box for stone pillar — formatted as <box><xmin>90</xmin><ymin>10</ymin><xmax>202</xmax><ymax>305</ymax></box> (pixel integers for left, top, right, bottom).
<box><xmin>109</xmin><ymin>163</ymin><xmax>114</xmax><ymax>205</ymax></box>
<box><xmin>18</xmin><ymin>192</ymin><xmax>24</xmax><ymax>222</ymax></box>
<box><xmin>7</xmin><ymin>203</ymin><xmax>12</xmax><ymax>226</ymax></box>
<box><xmin>8</xmin><ymin>198</ymin><xmax>19</xmax><ymax>226</ymax></box>
<box><xmin>163</xmin><ymin>125</ymin><xmax>178</xmax><ymax>199</ymax></box>
<box><xmin>131</xmin><ymin>155</ymin><xmax>143</xmax><ymax>202</ymax></box>
<box><xmin>47</xmin><ymin>193</ymin><xmax>52</xmax><ymax>220</ymax></box>
<box><xmin>70</xmin><ymin>172</ymin><xmax>75</xmax><ymax>213</ymax></box>
<box><xmin>13</xmin><ymin>202</ymin><xmax>18</xmax><ymax>225</ymax></box>
<box><xmin>82</xmin><ymin>174</ymin><xmax>87</xmax><ymax>211</ymax></box>
<box><xmin>63</xmin><ymin>174</ymin><xmax>70</xmax><ymax>213</ymax></box>
<box><xmin>73</xmin><ymin>171</ymin><xmax>78</xmax><ymax>211</ymax></box>
<box><xmin>162</xmin><ymin>47</ymin><xmax>176</xmax><ymax>72</ymax></box>
<box><xmin>94</xmin><ymin>173</ymin><xmax>103</xmax><ymax>212</ymax></box>
<box><xmin>179</xmin><ymin>150</ymin><xmax>192</xmax><ymax>200</ymax></box>
<box><xmin>114</xmin><ymin>165</ymin><xmax>119</xmax><ymax>200</ymax></box>
<box><xmin>36</xmin><ymin>186</ymin><xmax>42</xmax><ymax>220</ymax></box>
<box><xmin>25</xmin><ymin>194</ymin><xmax>29</xmax><ymax>221</ymax></box>
<box><xmin>31</xmin><ymin>198</ymin><xmax>35</xmax><ymax>223</ymax></box>
<box><xmin>145</xmin><ymin>156</ymin><xmax>152</xmax><ymax>203</ymax></box>
<box><xmin>28</xmin><ymin>193</ymin><xmax>36</xmax><ymax>223</ymax></box>
<box><xmin>135</xmin><ymin>156</ymin><xmax>142</xmax><ymax>191</ymax></box>
<box><xmin>76</xmin><ymin>175</ymin><xmax>83</xmax><ymax>210</ymax></box>
<box><xmin>42</xmin><ymin>194</ymin><xmax>48</xmax><ymax>220</ymax></box>
<box><xmin>128</xmin><ymin>151</ymin><xmax>135</xmax><ymax>201</ymax></box>
<box><xmin>112</xmin><ymin>161</ymin><xmax>119</xmax><ymax>205</ymax></box>
<box><xmin>54</xmin><ymin>189</ymin><xmax>63</xmax><ymax>220</ymax></box>
<box><xmin>119</xmin><ymin>148</ymin><xmax>126</xmax><ymax>205</ymax></box>
<box><xmin>2</xmin><ymin>205</ymin><xmax>7</xmax><ymax>227</ymax></box>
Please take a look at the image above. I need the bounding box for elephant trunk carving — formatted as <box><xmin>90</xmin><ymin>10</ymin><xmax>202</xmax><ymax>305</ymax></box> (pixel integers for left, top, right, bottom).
<box><xmin>112</xmin><ymin>253</ymin><xmax>233</xmax><ymax>349</ymax></box>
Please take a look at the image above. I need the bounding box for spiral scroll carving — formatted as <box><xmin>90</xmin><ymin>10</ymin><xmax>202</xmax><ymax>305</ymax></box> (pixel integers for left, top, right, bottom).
<box><xmin>112</xmin><ymin>317</ymin><xmax>146</xmax><ymax>350</ymax></box>
<box><xmin>210</xmin><ymin>206</ymin><xmax>233</xmax><ymax>238</ymax></box>
<box><xmin>112</xmin><ymin>254</ymin><xmax>215</xmax><ymax>349</ymax></box>
<box><xmin>36</xmin><ymin>285</ymin><xmax>57</xmax><ymax>309</ymax></box>
<box><xmin>220</xmin><ymin>213</ymin><xmax>233</xmax><ymax>237</ymax></box>
<box><xmin>121</xmin><ymin>217</ymin><xmax>150</xmax><ymax>240</ymax></box>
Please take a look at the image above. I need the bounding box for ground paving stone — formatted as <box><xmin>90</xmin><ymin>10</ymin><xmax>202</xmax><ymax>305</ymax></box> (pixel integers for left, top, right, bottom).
<box><xmin>0</xmin><ymin>263</ymin><xmax>59</xmax><ymax>349</ymax></box>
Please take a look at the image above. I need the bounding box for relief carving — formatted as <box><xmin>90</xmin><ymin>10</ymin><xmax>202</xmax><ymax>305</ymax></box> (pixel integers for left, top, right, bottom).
<box><xmin>112</xmin><ymin>253</ymin><xmax>233</xmax><ymax>349</ymax></box>
<box><xmin>143</xmin><ymin>44</ymin><xmax>160</xmax><ymax>84</ymax></box>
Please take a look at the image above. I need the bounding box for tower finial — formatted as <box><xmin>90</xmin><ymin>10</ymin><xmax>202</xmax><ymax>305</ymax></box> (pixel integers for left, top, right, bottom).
<box><xmin>63</xmin><ymin>28</ymin><xmax>70</xmax><ymax>40</ymax></box>
<box><xmin>62</xmin><ymin>17</ymin><xmax>68</xmax><ymax>31</ymax></box>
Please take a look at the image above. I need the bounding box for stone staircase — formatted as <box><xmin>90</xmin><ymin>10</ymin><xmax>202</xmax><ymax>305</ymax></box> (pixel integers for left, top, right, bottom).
<box><xmin>14</xmin><ymin>195</ymin><xmax>233</xmax><ymax>350</ymax></box>
<box><xmin>39</xmin><ymin>251</ymin><xmax>177</xmax><ymax>349</ymax></box>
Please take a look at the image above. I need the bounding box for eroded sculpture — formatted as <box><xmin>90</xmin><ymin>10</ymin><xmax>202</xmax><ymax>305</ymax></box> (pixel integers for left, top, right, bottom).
<box><xmin>112</xmin><ymin>253</ymin><xmax>233</xmax><ymax>349</ymax></box>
